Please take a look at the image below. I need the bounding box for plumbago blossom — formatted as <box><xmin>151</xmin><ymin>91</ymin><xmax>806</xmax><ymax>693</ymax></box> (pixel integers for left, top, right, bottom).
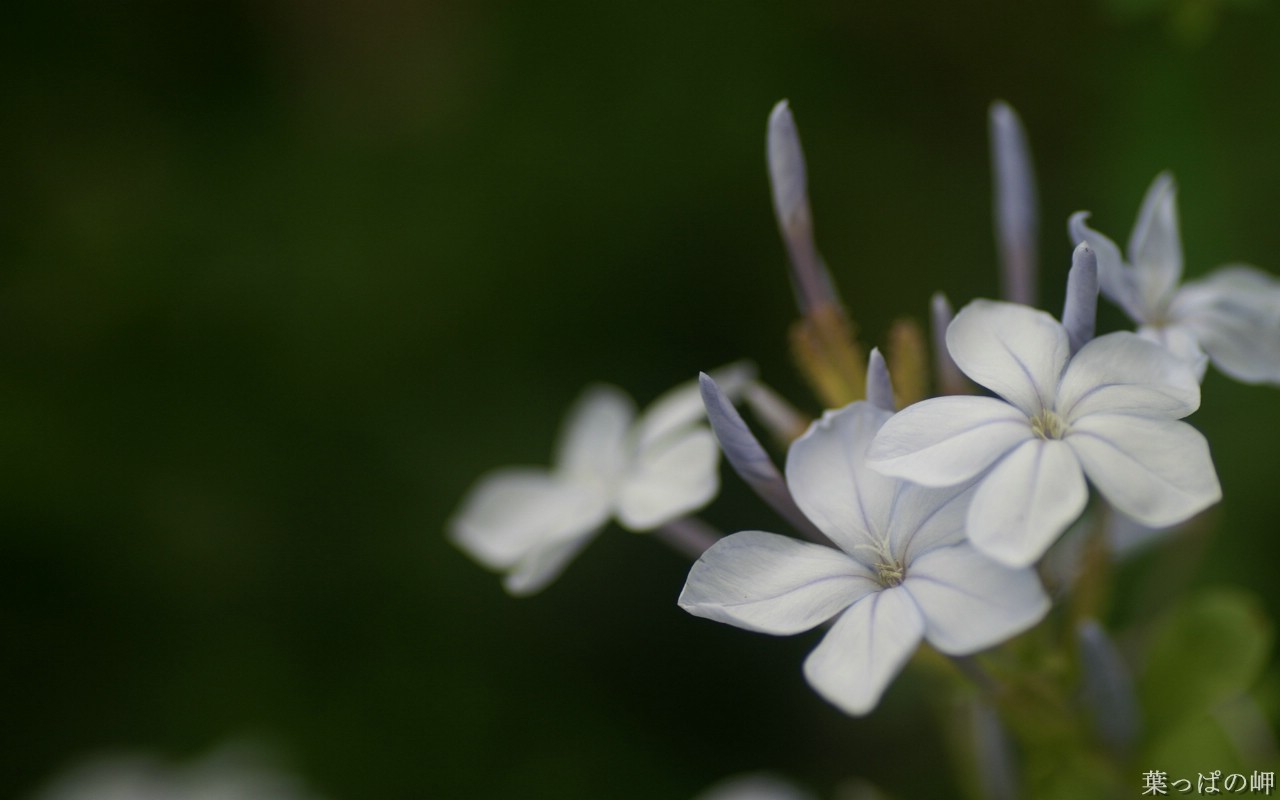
<box><xmin>450</xmin><ymin>98</ymin><xmax>1279</xmax><ymax>797</ymax></box>
<box><xmin>867</xmin><ymin>298</ymin><xmax>1222</xmax><ymax>567</ymax></box>
<box><xmin>26</xmin><ymin>745</ymin><xmax>325</xmax><ymax>800</ymax></box>
<box><xmin>450</xmin><ymin>363</ymin><xmax>752</xmax><ymax>595</ymax></box>
<box><xmin>679</xmin><ymin>400</ymin><xmax>1049</xmax><ymax>716</ymax></box>
<box><xmin>693</xmin><ymin>773</ymin><xmax>817</xmax><ymax>800</ymax></box>
<box><xmin>1071</xmin><ymin>173</ymin><xmax>1280</xmax><ymax>384</ymax></box>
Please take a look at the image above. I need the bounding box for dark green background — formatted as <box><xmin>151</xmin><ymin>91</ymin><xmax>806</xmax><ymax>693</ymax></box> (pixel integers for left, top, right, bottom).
<box><xmin>3</xmin><ymin>1</ymin><xmax>1279</xmax><ymax>797</ymax></box>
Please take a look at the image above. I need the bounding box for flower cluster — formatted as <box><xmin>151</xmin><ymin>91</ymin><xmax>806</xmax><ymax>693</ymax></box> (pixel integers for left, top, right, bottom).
<box><xmin>449</xmin><ymin>97</ymin><xmax>1279</xmax><ymax>797</ymax></box>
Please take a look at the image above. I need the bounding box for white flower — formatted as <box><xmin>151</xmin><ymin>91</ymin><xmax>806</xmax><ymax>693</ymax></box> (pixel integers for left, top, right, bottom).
<box><xmin>693</xmin><ymin>773</ymin><xmax>817</xmax><ymax>800</ymax></box>
<box><xmin>1071</xmin><ymin>173</ymin><xmax>1280</xmax><ymax>384</ymax></box>
<box><xmin>449</xmin><ymin>364</ymin><xmax>752</xmax><ymax>596</ymax></box>
<box><xmin>679</xmin><ymin>402</ymin><xmax>1048</xmax><ymax>717</ymax></box>
<box><xmin>867</xmin><ymin>299</ymin><xmax>1222</xmax><ymax>567</ymax></box>
<box><xmin>27</xmin><ymin>745</ymin><xmax>323</xmax><ymax>800</ymax></box>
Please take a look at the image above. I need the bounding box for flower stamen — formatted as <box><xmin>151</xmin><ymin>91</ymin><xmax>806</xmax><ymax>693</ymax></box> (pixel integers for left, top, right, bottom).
<box><xmin>1030</xmin><ymin>409</ymin><xmax>1068</xmax><ymax>440</ymax></box>
<box><xmin>875</xmin><ymin>559</ymin><xmax>906</xmax><ymax>587</ymax></box>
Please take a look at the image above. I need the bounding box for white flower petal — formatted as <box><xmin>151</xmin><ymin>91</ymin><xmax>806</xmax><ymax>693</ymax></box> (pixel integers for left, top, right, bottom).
<box><xmin>1068</xmin><ymin>414</ymin><xmax>1221</xmax><ymax>528</ymax></box>
<box><xmin>884</xmin><ymin>481</ymin><xmax>975</xmax><ymax>564</ymax></box>
<box><xmin>504</xmin><ymin>531</ymin><xmax>601</xmax><ymax>597</ymax></box>
<box><xmin>1056</xmin><ymin>331</ymin><xmax>1200</xmax><ymax>421</ymax></box>
<box><xmin>449</xmin><ymin>468</ymin><xmax>609</xmax><ymax>570</ymax></box>
<box><xmin>554</xmin><ymin>385</ymin><xmax>636</xmax><ymax>481</ymax></box>
<box><xmin>946</xmin><ymin>300</ymin><xmax>1070</xmax><ymax>415</ymax></box>
<box><xmin>1070</xmin><ymin>211</ymin><xmax>1145</xmax><ymax>322</ymax></box>
<box><xmin>1173</xmin><ymin>266</ymin><xmax>1280</xmax><ymax>384</ymax></box>
<box><xmin>616</xmin><ymin>427</ymin><xmax>720</xmax><ymax>531</ymax></box>
<box><xmin>679</xmin><ymin>531</ymin><xmax>878</xmax><ymax>635</ymax></box>
<box><xmin>803</xmin><ymin>588</ymin><xmax>924</xmax><ymax>716</ymax></box>
<box><xmin>1137</xmin><ymin>323</ymin><xmax>1209</xmax><ymax>382</ymax></box>
<box><xmin>965</xmin><ymin>439</ymin><xmax>1088</xmax><ymax>567</ymax></box>
<box><xmin>867</xmin><ymin>396</ymin><xmax>1032</xmax><ymax>487</ymax></box>
<box><xmin>633</xmin><ymin>361</ymin><xmax>756</xmax><ymax>450</ymax></box>
<box><xmin>904</xmin><ymin>543</ymin><xmax>1049</xmax><ymax>654</ymax></box>
<box><xmin>1127</xmin><ymin>172</ymin><xmax>1183</xmax><ymax>314</ymax></box>
<box><xmin>785</xmin><ymin>403</ymin><xmax>898</xmax><ymax>556</ymax></box>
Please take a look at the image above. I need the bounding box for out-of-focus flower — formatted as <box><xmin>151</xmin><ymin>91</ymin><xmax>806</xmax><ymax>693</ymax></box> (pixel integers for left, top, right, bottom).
<box><xmin>26</xmin><ymin>744</ymin><xmax>324</xmax><ymax>800</ymax></box>
<box><xmin>868</xmin><ymin>300</ymin><xmax>1221</xmax><ymax>567</ymax></box>
<box><xmin>693</xmin><ymin>772</ymin><xmax>818</xmax><ymax>800</ymax></box>
<box><xmin>680</xmin><ymin>402</ymin><xmax>1048</xmax><ymax>716</ymax></box>
<box><xmin>449</xmin><ymin>363</ymin><xmax>753</xmax><ymax>595</ymax></box>
<box><xmin>1071</xmin><ymin>173</ymin><xmax>1280</xmax><ymax>384</ymax></box>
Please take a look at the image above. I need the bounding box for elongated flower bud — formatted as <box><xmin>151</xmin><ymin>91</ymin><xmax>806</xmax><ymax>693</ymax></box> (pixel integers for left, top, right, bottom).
<box><xmin>1062</xmin><ymin>243</ymin><xmax>1099</xmax><ymax>355</ymax></box>
<box><xmin>768</xmin><ymin>100</ymin><xmax>840</xmax><ymax>315</ymax></box>
<box><xmin>989</xmin><ymin>101</ymin><xmax>1039</xmax><ymax>306</ymax></box>
<box><xmin>1077</xmin><ymin>619</ymin><xmax>1140</xmax><ymax>753</ymax></box>
<box><xmin>699</xmin><ymin>373</ymin><xmax>828</xmax><ymax>543</ymax></box>
<box><xmin>866</xmin><ymin>348</ymin><xmax>896</xmax><ymax>411</ymax></box>
<box><xmin>930</xmin><ymin>292</ymin><xmax>969</xmax><ymax>395</ymax></box>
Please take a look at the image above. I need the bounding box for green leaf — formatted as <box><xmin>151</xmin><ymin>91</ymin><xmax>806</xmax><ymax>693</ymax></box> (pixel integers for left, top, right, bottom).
<box><xmin>1141</xmin><ymin>588</ymin><xmax>1273</xmax><ymax>734</ymax></box>
<box><xmin>1145</xmin><ymin>712</ymin><xmax>1243</xmax><ymax>779</ymax></box>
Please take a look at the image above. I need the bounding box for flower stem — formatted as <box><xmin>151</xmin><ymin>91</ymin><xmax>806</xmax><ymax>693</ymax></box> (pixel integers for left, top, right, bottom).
<box><xmin>654</xmin><ymin>516</ymin><xmax>722</xmax><ymax>559</ymax></box>
<box><xmin>1070</xmin><ymin>502</ymin><xmax>1113</xmax><ymax>626</ymax></box>
<box><xmin>948</xmin><ymin>654</ymin><xmax>1001</xmax><ymax>697</ymax></box>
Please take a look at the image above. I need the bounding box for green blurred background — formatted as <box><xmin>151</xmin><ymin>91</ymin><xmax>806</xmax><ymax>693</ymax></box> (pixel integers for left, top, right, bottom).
<box><xmin>3</xmin><ymin>1</ymin><xmax>1279</xmax><ymax>797</ymax></box>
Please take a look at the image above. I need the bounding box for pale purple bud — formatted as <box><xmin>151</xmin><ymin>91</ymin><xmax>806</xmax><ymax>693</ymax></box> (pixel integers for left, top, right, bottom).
<box><xmin>699</xmin><ymin>373</ymin><xmax>828</xmax><ymax>544</ymax></box>
<box><xmin>970</xmin><ymin>697</ymin><xmax>1019</xmax><ymax>800</ymax></box>
<box><xmin>989</xmin><ymin>101</ymin><xmax>1039</xmax><ymax>306</ymax></box>
<box><xmin>866</xmin><ymin>348</ymin><xmax>896</xmax><ymax>411</ymax></box>
<box><xmin>768</xmin><ymin>100</ymin><xmax>841</xmax><ymax>315</ymax></box>
<box><xmin>1062</xmin><ymin>243</ymin><xmax>1099</xmax><ymax>355</ymax></box>
<box><xmin>1077</xmin><ymin>619</ymin><xmax>1140</xmax><ymax>753</ymax></box>
<box><xmin>930</xmin><ymin>292</ymin><xmax>968</xmax><ymax>395</ymax></box>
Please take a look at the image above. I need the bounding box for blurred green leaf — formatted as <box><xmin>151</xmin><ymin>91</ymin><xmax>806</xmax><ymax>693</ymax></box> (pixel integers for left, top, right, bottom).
<box><xmin>1141</xmin><ymin>588</ymin><xmax>1273</xmax><ymax>734</ymax></box>
<box><xmin>1024</xmin><ymin>750</ymin><xmax>1117</xmax><ymax>800</ymax></box>
<box><xmin>1144</xmin><ymin>711</ymin><xmax>1242</xmax><ymax>778</ymax></box>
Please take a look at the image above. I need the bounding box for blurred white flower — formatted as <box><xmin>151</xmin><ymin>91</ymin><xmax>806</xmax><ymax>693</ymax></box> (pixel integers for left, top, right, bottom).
<box><xmin>26</xmin><ymin>744</ymin><xmax>324</xmax><ymax>800</ymax></box>
<box><xmin>694</xmin><ymin>772</ymin><xmax>817</xmax><ymax>800</ymax></box>
<box><xmin>1071</xmin><ymin>173</ymin><xmax>1280</xmax><ymax>384</ymax></box>
<box><xmin>450</xmin><ymin>363</ymin><xmax>753</xmax><ymax>595</ymax></box>
<box><xmin>680</xmin><ymin>402</ymin><xmax>1048</xmax><ymax>716</ymax></box>
<box><xmin>868</xmin><ymin>299</ymin><xmax>1221</xmax><ymax>567</ymax></box>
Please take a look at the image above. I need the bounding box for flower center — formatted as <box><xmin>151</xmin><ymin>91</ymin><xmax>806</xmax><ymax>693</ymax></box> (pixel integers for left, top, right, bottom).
<box><xmin>875</xmin><ymin>559</ymin><xmax>906</xmax><ymax>587</ymax></box>
<box><xmin>1030</xmin><ymin>409</ymin><xmax>1068</xmax><ymax>440</ymax></box>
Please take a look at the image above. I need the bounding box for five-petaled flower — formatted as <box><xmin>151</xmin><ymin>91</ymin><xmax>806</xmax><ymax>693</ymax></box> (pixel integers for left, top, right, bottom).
<box><xmin>679</xmin><ymin>401</ymin><xmax>1049</xmax><ymax>716</ymax></box>
<box><xmin>449</xmin><ymin>364</ymin><xmax>752</xmax><ymax>595</ymax></box>
<box><xmin>866</xmin><ymin>299</ymin><xmax>1222</xmax><ymax>567</ymax></box>
<box><xmin>1071</xmin><ymin>173</ymin><xmax>1280</xmax><ymax>384</ymax></box>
